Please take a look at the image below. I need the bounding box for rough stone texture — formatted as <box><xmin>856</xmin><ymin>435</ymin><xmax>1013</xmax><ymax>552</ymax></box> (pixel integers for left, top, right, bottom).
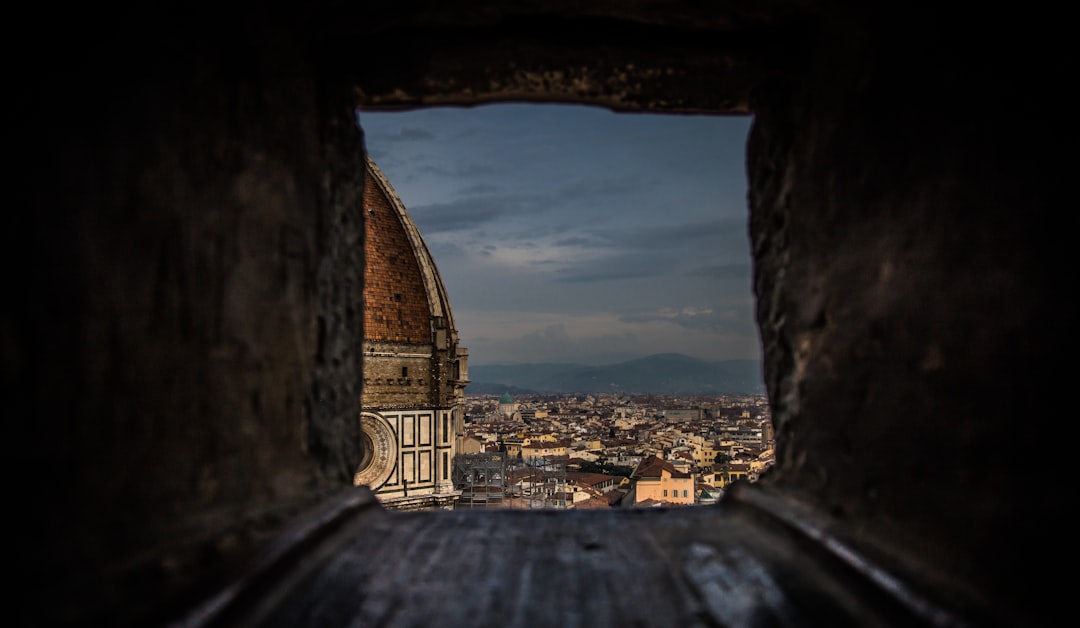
<box><xmin>8</xmin><ymin>2</ymin><xmax>1071</xmax><ymax>626</ymax></box>
<box><xmin>189</xmin><ymin>487</ymin><xmax>945</xmax><ymax>627</ymax></box>
<box><xmin>748</xmin><ymin>8</ymin><xmax>1071</xmax><ymax>621</ymax></box>
<box><xmin>11</xmin><ymin>13</ymin><xmax>368</xmax><ymax>626</ymax></box>
<box><xmin>336</xmin><ymin>0</ymin><xmax>814</xmax><ymax>113</ymax></box>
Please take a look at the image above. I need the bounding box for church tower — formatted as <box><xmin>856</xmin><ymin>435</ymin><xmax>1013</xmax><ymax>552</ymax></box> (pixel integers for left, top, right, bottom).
<box><xmin>354</xmin><ymin>155</ymin><xmax>469</xmax><ymax>510</ymax></box>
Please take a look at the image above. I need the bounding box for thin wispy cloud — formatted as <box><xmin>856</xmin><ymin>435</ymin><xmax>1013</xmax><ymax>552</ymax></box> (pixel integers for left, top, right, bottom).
<box><xmin>459</xmin><ymin>182</ymin><xmax>502</xmax><ymax>195</ymax></box>
<box><xmin>619</xmin><ymin>305</ymin><xmax>755</xmax><ymax>335</ymax></box>
<box><xmin>686</xmin><ymin>263</ymin><xmax>753</xmax><ymax>279</ymax></box>
<box><xmin>617</xmin><ymin>219</ymin><xmax>745</xmax><ymax>248</ymax></box>
<box><xmin>409</xmin><ymin>198</ymin><xmax>508</xmax><ymax>232</ymax></box>
<box><xmin>555</xmin><ymin>174</ymin><xmax>661</xmax><ymax>200</ymax></box>
<box><xmin>554</xmin><ymin>265</ymin><xmax>664</xmax><ymax>284</ymax></box>
<box><xmin>386</xmin><ymin>126</ymin><xmax>435</xmax><ymax>141</ymax></box>
<box><xmin>553</xmin><ymin>235</ymin><xmax>598</xmax><ymax>247</ymax></box>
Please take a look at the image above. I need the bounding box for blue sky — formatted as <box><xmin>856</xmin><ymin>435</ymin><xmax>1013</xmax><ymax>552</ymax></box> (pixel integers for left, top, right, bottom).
<box><xmin>358</xmin><ymin>104</ymin><xmax>758</xmax><ymax>366</ymax></box>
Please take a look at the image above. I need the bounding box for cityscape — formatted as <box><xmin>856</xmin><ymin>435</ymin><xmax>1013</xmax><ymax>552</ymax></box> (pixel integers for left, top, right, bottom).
<box><xmin>448</xmin><ymin>391</ymin><xmax>774</xmax><ymax>510</ymax></box>
<box><xmin>358</xmin><ymin>154</ymin><xmax>771</xmax><ymax>512</ymax></box>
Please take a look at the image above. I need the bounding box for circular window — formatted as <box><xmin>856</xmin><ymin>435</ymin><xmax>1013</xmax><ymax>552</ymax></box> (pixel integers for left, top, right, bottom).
<box><xmin>353</xmin><ymin>413</ymin><xmax>396</xmax><ymax>489</ymax></box>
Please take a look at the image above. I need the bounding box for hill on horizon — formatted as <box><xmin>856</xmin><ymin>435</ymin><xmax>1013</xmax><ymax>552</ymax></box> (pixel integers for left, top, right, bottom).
<box><xmin>466</xmin><ymin>353</ymin><xmax>765</xmax><ymax>395</ymax></box>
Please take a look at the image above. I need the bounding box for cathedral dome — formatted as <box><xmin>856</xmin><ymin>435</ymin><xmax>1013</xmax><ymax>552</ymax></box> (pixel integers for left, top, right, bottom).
<box><xmin>363</xmin><ymin>155</ymin><xmax>457</xmax><ymax>346</ymax></box>
<box><xmin>355</xmin><ymin>154</ymin><xmax>468</xmax><ymax>507</ymax></box>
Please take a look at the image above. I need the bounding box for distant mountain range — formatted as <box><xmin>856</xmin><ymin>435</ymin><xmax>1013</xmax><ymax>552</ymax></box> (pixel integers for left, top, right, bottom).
<box><xmin>465</xmin><ymin>353</ymin><xmax>765</xmax><ymax>395</ymax></box>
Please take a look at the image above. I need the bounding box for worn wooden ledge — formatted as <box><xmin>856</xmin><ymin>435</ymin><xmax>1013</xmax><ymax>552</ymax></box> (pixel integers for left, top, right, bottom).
<box><xmin>177</xmin><ymin>485</ymin><xmax>970</xmax><ymax>627</ymax></box>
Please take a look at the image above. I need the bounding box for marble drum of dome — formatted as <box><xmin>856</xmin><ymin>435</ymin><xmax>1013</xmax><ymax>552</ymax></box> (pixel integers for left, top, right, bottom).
<box><xmin>353</xmin><ymin>413</ymin><xmax>397</xmax><ymax>489</ymax></box>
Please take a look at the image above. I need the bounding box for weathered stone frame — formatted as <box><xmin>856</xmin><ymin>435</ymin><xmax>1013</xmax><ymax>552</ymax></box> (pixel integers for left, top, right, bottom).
<box><xmin>12</xmin><ymin>4</ymin><xmax>1069</xmax><ymax>625</ymax></box>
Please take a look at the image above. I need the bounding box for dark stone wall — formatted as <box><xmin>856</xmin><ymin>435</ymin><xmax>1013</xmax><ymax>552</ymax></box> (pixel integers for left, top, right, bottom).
<box><xmin>7</xmin><ymin>3</ymin><xmax>1071</xmax><ymax>625</ymax></box>
<box><xmin>748</xmin><ymin>7</ymin><xmax>1071</xmax><ymax>621</ymax></box>
<box><xmin>10</xmin><ymin>15</ymin><xmax>367</xmax><ymax>624</ymax></box>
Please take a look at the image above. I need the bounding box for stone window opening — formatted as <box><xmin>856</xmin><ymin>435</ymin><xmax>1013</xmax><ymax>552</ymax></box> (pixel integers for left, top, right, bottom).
<box><xmin>358</xmin><ymin>104</ymin><xmax>761</xmax><ymax>510</ymax></box>
<box><xmin>24</xmin><ymin>6</ymin><xmax>1058</xmax><ymax>624</ymax></box>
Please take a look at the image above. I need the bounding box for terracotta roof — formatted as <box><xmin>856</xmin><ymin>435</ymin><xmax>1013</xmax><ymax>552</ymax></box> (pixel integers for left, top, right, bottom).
<box><xmin>631</xmin><ymin>455</ymin><xmax>692</xmax><ymax>480</ymax></box>
<box><xmin>566</xmin><ymin>472</ymin><xmax>618</xmax><ymax>487</ymax></box>
<box><xmin>574</xmin><ymin>495</ymin><xmax>612</xmax><ymax>510</ymax></box>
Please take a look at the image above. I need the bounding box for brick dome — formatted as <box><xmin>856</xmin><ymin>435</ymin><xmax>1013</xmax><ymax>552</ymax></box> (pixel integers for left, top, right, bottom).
<box><xmin>363</xmin><ymin>155</ymin><xmax>456</xmax><ymax>345</ymax></box>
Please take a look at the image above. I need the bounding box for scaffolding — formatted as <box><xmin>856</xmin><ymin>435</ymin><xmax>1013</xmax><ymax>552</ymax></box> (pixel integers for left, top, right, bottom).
<box><xmin>452</xmin><ymin>453</ymin><xmax>508</xmax><ymax>508</ymax></box>
<box><xmin>506</xmin><ymin>456</ymin><xmax>569</xmax><ymax>509</ymax></box>
<box><xmin>452</xmin><ymin>453</ymin><xmax>569</xmax><ymax>509</ymax></box>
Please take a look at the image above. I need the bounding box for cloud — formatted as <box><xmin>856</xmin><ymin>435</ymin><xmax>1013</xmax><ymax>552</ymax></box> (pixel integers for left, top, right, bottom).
<box><xmin>455</xmin><ymin>310</ymin><xmax>762</xmax><ymax>365</ymax></box>
<box><xmin>367</xmin><ymin>125</ymin><xmax>435</xmax><ymax>141</ymax></box>
<box><xmin>474</xmin><ymin>322</ymin><xmax>641</xmax><ymax>365</ymax></box>
<box><xmin>459</xmin><ymin>182</ymin><xmax>502</xmax><ymax>195</ymax></box>
<box><xmin>616</xmin><ymin>218</ymin><xmax>747</xmax><ymax>249</ymax></box>
<box><xmin>453</xmin><ymin>163</ymin><xmax>503</xmax><ymax>177</ymax></box>
<box><xmin>357</xmin><ymin>105</ymin><xmax>760</xmax><ymax>364</ymax></box>
<box><xmin>553</xmin><ymin>236</ymin><xmax>598</xmax><ymax>247</ymax></box>
<box><xmin>553</xmin><ymin>254</ymin><xmax>672</xmax><ymax>283</ymax></box>
<box><xmin>409</xmin><ymin>197</ymin><xmax>508</xmax><ymax>233</ymax></box>
<box><xmin>394</xmin><ymin>127</ymin><xmax>435</xmax><ymax>141</ymax></box>
<box><xmin>618</xmin><ymin>305</ymin><xmax>756</xmax><ymax>335</ymax></box>
<box><xmin>413</xmin><ymin>162</ymin><xmax>505</xmax><ymax>179</ymax></box>
<box><xmin>555</xmin><ymin>174</ymin><xmax>661</xmax><ymax>201</ymax></box>
<box><xmin>685</xmin><ymin>262</ymin><xmax>753</xmax><ymax>280</ymax></box>
<box><xmin>424</xmin><ymin>239</ymin><xmax>472</xmax><ymax>261</ymax></box>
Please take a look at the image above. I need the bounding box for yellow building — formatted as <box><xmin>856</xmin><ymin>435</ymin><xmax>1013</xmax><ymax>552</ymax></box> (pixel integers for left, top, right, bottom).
<box><xmin>728</xmin><ymin>463</ymin><xmax>751</xmax><ymax>483</ymax></box>
<box><xmin>716</xmin><ymin>463</ymin><xmax>752</xmax><ymax>489</ymax></box>
<box><xmin>628</xmin><ymin>455</ymin><xmax>695</xmax><ymax>506</ymax></box>
<box><xmin>522</xmin><ymin>441</ymin><xmax>568</xmax><ymax>459</ymax></box>
<box><xmin>694</xmin><ymin>444</ymin><xmax>720</xmax><ymax>467</ymax></box>
<box><xmin>502</xmin><ymin>438</ymin><xmax>524</xmax><ymax>459</ymax></box>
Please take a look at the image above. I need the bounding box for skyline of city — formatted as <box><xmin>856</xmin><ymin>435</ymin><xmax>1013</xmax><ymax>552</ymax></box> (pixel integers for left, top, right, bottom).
<box><xmin>358</xmin><ymin>104</ymin><xmax>760</xmax><ymax>366</ymax></box>
<box><xmin>451</xmin><ymin>390</ymin><xmax>773</xmax><ymax>510</ymax></box>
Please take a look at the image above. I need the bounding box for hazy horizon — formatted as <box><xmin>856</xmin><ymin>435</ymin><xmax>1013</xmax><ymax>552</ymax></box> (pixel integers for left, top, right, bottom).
<box><xmin>468</xmin><ymin>351</ymin><xmax>762</xmax><ymax>368</ymax></box>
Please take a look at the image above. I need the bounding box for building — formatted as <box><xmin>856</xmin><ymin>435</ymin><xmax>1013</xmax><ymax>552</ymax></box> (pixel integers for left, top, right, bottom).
<box><xmin>521</xmin><ymin>440</ymin><xmax>569</xmax><ymax>459</ymax></box>
<box><xmin>662</xmin><ymin>408</ymin><xmax>702</xmax><ymax>423</ymax></box>
<box><xmin>625</xmin><ymin>455</ymin><xmax>695</xmax><ymax>506</ymax></box>
<box><xmin>352</xmin><ymin>155</ymin><xmax>469</xmax><ymax>510</ymax></box>
<box><xmin>498</xmin><ymin>391</ymin><xmax>517</xmax><ymax>418</ymax></box>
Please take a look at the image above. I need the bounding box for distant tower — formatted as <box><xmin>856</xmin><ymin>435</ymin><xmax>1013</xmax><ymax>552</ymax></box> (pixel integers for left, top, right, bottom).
<box><xmin>498</xmin><ymin>391</ymin><xmax>518</xmax><ymax>419</ymax></box>
<box><xmin>353</xmin><ymin>154</ymin><xmax>469</xmax><ymax>510</ymax></box>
